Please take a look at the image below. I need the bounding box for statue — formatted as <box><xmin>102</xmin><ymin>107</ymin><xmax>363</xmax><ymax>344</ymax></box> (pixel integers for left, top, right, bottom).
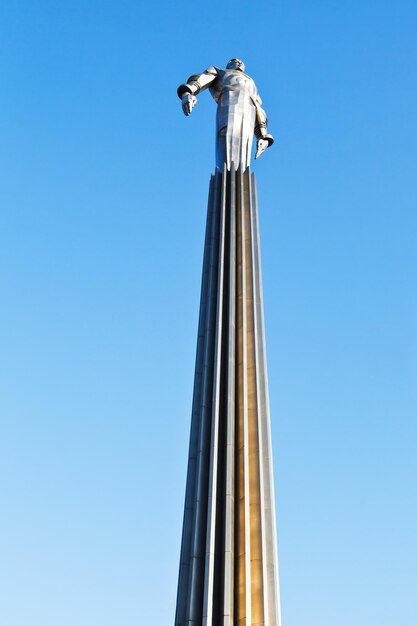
<box><xmin>177</xmin><ymin>58</ymin><xmax>274</xmax><ymax>170</ymax></box>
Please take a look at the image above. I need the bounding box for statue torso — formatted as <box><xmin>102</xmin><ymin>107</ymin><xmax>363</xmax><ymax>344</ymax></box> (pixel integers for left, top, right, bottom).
<box><xmin>209</xmin><ymin>69</ymin><xmax>258</xmax><ymax>103</ymax></box>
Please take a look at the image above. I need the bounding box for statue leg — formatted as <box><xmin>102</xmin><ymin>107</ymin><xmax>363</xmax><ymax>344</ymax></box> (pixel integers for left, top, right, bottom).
<box><xmin>216</xmin><ymin>93</ymin><xmax>256</xmax><ymax>171</ymax></box>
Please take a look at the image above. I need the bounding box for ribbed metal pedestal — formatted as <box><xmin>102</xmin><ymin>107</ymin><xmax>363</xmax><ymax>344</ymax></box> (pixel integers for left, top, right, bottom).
<box><xmin>175</xmin><ymin>166</ymin><xmax>281</xmax><ymax>626</ymax></box>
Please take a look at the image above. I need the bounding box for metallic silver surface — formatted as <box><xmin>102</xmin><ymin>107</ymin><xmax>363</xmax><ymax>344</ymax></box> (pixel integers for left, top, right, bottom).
<box><xmin>178</xmin><ymin>60</ymin><xmax>274</xmax><ymax>170</ymax></box>
<box><xmin>175</xmin><ymin>167</ymin><xmax>281</xmax><ymax>626</ymax></box>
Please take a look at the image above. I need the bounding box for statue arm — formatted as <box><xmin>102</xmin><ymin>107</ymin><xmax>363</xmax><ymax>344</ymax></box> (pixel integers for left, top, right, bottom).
<box><xmin>177</xmin><ymin>67</ymin><xmax>219</xmax><ymax>116</ymax></box>
<box><xmin>253</xmin><ymin>96</ymin><xmax>274</xmax><ymax>159</ymax></box>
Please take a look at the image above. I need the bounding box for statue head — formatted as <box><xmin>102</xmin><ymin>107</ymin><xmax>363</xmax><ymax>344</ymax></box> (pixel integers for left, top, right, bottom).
<box><xmin>226</xmin><ymin>58</ymin><xmax>245</xmax><ymax>72</ymax></box>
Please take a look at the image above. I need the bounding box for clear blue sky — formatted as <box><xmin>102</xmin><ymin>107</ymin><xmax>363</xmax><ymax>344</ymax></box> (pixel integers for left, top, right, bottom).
<box><xmin>1</xmin><ymin>1</ymin><xmax>416</xmax><ymax>625</ymax></box>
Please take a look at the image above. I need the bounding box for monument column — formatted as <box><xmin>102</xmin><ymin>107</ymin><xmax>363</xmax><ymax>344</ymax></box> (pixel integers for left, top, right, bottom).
<box><xmin>175</xmin><ymin>59</ymin><xmax>281</xmax><ymax>626</ymax></box>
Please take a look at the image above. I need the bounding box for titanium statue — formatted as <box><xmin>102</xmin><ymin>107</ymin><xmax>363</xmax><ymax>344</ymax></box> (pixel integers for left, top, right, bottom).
<box><xmin>177</xmin><ymin>58</ymin><xmax>274</xmax><ymax>170</ymax></box>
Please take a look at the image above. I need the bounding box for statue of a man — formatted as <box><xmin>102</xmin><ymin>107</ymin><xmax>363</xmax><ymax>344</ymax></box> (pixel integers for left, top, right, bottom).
<box><xmin>178</xmin><ymin>58</ymin><xmax>274</xmax><ymax>170</ymax></box>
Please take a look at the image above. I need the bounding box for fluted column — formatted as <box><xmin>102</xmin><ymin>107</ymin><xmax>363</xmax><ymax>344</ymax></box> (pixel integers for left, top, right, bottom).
<box><xmin>175</xmin><ymin>166</ymin><xmax>281</xmax><ymax>626</ymax></box>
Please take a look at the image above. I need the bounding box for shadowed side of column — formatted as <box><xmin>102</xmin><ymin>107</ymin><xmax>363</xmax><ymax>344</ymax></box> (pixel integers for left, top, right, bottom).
<box><xmin>175</xmin><ymin>172</ymin><xmax>222</xmax><ymax>626</ymax></box>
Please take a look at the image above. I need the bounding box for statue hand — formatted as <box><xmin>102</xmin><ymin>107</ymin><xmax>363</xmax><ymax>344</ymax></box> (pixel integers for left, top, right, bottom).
<box><xmin>255</xmin><ymin>138</ymin><xmax>269</xmax><ymax>160</ymax></box>
<box><xmin>182</xmin><ymin>93</ymin><xmax>197</xmax><ymax>116</ymax></box>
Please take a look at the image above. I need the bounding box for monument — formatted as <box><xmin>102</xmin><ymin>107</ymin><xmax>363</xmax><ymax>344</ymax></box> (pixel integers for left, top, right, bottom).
<box><xmin>175</xmin><ymin>58</ymin><xmax>282</xmax><ymax>626</ymax></box>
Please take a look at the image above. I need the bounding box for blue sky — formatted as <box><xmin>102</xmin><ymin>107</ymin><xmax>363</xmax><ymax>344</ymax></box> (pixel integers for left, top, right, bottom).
<box><xmin>1</xmin><ymin>1</ymin><xmax>416</xmax><ymax>624</ymax></box>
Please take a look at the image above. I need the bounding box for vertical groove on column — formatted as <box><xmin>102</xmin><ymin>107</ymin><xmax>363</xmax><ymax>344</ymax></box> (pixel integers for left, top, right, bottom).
<box><xmin>248</xmin><ymin>171</ymin><xmax>269</xmax><ymax>626</ymax></box>
<box><xmin>242</xmin><ymin>168</ymin><xmax>252</xmax><ymax>626</ymax></box>
<box><xmin>235</xmin><ymin>166</ymin><xmax>252</xmax><ymax>626</ymax></box>
<box><xmin>175</xmin><ymin>176</ymin><xmax>215</xmax><ymax>626</ymax></box>
<box><xmin>244</xmin><ymin>167</ymin><xmax>265</xmax><ymax>626</ymax></box>
<box><xmin>176</xmin><ymin>176</ymin><xmax>216</xmax><ymax>626</ymax></box>
<box><xmin>222</xmin><ymin>167</ymin><xmax>236</xmax><ymax>626</ymax></box>
<box><xmin>235</xmin><ymin>167</ymin><xmax>244</xmax><ymax>624</ymax></box>
<box><xmin>185</xmin><ymin>172</ymin><xmax>221</xmax><ymax>626</ymax></box>
<box><xmin>202</xmin><ymin>165</ymin><xmax>227</xmax><ymax>626</ymax></box>
<box><xmin>251</xmin><ymin>173</ymin><xmax>282</xmax><ymax>626</ymax></box>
